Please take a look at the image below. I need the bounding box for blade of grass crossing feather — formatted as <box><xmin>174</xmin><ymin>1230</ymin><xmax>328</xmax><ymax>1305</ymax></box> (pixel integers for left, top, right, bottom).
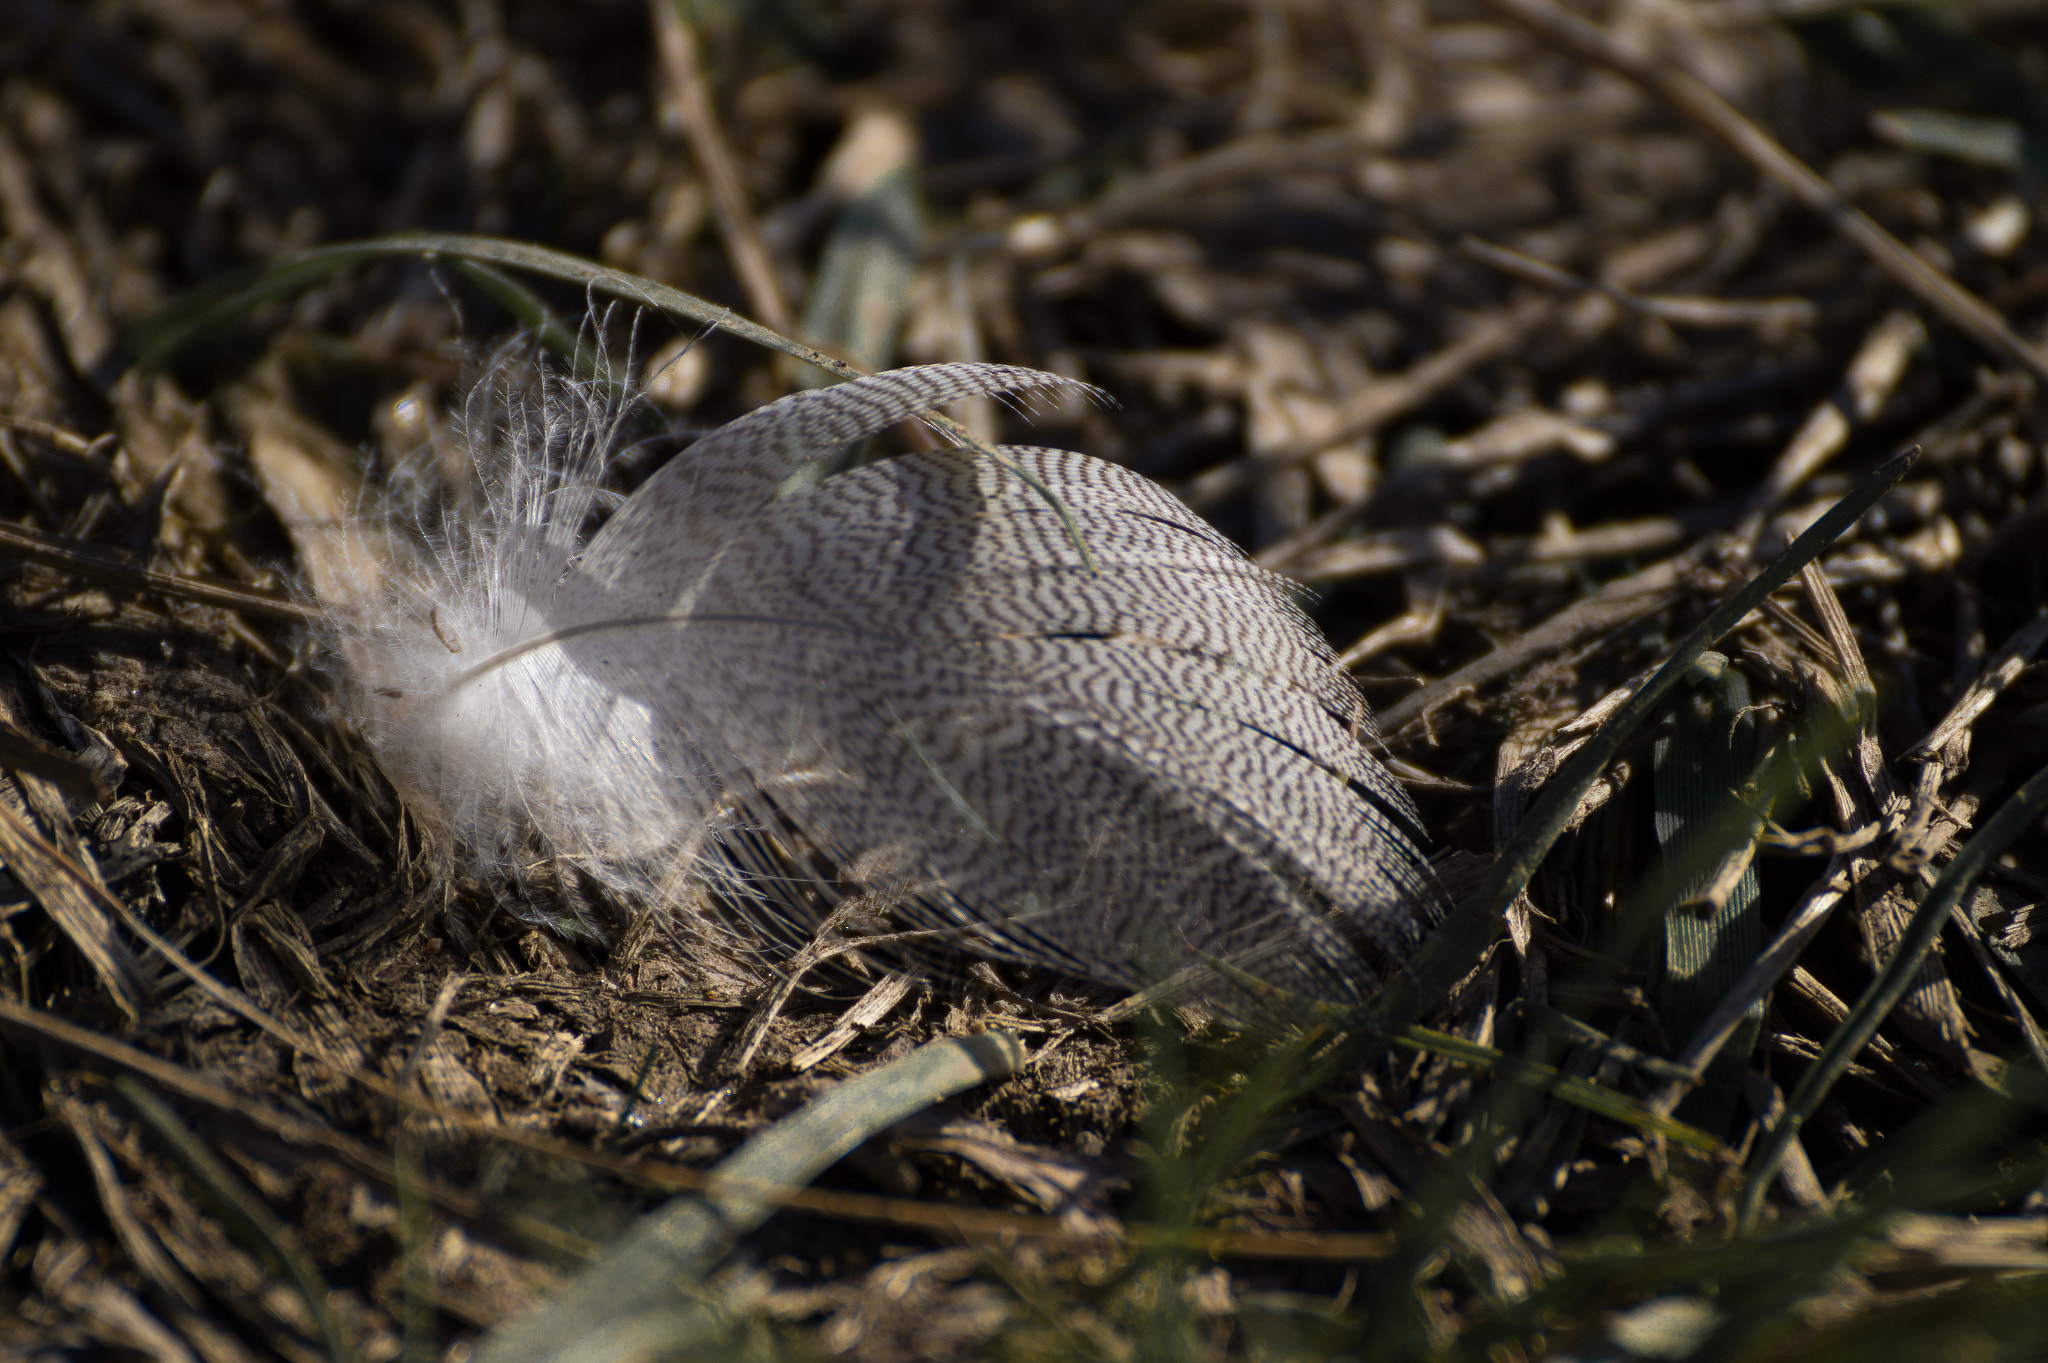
<box><xmin>113</xmin><ymin>1075</ymin><xmax>361</xmax><ymax>1363</ymax></box>
<box><xmin>127</xmin><ymin>232</ymin><xmax>1102</xmax><ymax>575</ymax></box>
<box><xmin>1371</xmin><ymin>445</ymin><xmax>1922</xmax><ymax>1042</ymax></box>
<box><xmin>123</xmin><ymin>233</ymin><xmax>855</xmax><ymax>378</ymax></box>
<box><xmin>1742</xmin><ymin>755</ymin><xmax>2048</xmax><ymax>1227</ymax></box>
<box><xmin>447</xmin><ymin>258</ymin><xmax>620</xmax><ymax>386</ymax></box>
<box><xmin>473</xmin><ymin>1030</ymin><xmax>1026</xmax><ymax>1363</ymax></box>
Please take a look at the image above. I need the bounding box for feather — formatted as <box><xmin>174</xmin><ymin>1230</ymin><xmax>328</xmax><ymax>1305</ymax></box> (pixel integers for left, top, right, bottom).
<box><xmin>325</xmin><ymin>355</ymin><xmax>1443</xmax><ymax>1002</ymax></box>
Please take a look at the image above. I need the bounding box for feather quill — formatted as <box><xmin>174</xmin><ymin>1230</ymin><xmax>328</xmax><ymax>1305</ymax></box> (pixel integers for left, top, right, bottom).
<box><xmin>326</xmin><ymin>356</ymin><xmax>1442</xmax><ymax>1002</ymax></box>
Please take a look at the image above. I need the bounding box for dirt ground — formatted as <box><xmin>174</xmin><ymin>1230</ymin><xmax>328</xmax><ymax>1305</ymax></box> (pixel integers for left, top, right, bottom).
<box><xmin>5</xmin><ymin>1</ymin><xmax>2048</xmax><ymax>1359</ymax></box>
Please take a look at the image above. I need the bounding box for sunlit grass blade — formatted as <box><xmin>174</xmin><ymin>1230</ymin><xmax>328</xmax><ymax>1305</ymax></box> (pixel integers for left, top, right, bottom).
<box><xmin>1395</xmin><ymin>1025</ymin><xmax>1719</xmax><ymax>1152</ymax></box>
<box><xmin>447</xmin><ymin>257</ymin><xmax>619</xmax><ymax>386</ymax></box>
<box><xmin>473</xmin><ymin>1030</ymin><xmax>1026</xmax><ymax>1363</ymax></box>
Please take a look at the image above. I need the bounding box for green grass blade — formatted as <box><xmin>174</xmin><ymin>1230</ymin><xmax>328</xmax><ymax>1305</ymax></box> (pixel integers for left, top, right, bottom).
<box><xmin>1396</xmin><ymin>1026</ymin><xmax>1720</xmax><ymax>1152</ymax></box>
<box><xmin>799</xmin><ymin>163</ymin><xmax>922</xmax><ymax>378</ymax></box>
<box><xmin>1371</xmin><ymin>443</ymin><xmax>1922</xmax><ymax>1041</ymax></box>
<box><xmin>114</xmin><ymin>1075</ymin><xmax>361</xmax><ymax>1363</ymax></box>
<box><xmin>123</xmin><ymin>231</ymin><xmax>856</xmax><ymax>377</ymax></box>
<box><xmin>1742</xmin><ymin>755</ymin><xmax>2048</xmax><ymax>1226</ymax></box>
<box><xmin>446</xmin><ymin>257</ymin><xmax>619</xmax><ymax>386</ymax></box>
<box><xmin>1654</xmin><ymin>655</ymin><xmax>1765</xmax><ymax>1058</ymax></box>
<box><xmin>125</xmin><ymin>231</ymin><xmax>1102</xmax><ymax>575</ymax></box>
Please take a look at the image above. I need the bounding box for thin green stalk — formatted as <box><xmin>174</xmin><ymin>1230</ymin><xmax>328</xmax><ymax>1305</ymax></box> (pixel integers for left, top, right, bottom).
<box><xmin>447</xmin><ymin>257</ymin><xmax>619</xmax><ymax>386</ymax></box>
<box><xmin>1370</xmin><ymin>444</ymin><xmax>1921</xmax><ymax>1042</ymax></box>
<box><xmin>1741</xmin><ymin>755</ymin><xmax>2048</xmax><ymax>1227</ymax></box>
<box><xmin>1201</xmin><ymin>959</ymin><xmax>1717</xmax><ymax>1147</ymax></box>
<box><xmin>1396</xmin><ymin>1025</ymin><xmax>1717</xmax><ymax>1152</ymax></box>
<box><xmin>396</xmin><ymin>1130</ymin><xmax>434</xmax><ymax>1363</ymax></box>
<box><xmin>114</xmin><ymin>1075</ymin><xmax>360</xmax><ymax>1363</ymax></box>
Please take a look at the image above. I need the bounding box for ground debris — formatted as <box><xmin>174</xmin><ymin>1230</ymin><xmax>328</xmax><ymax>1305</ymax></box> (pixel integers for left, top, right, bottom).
<box><xmin>4</xmin><ymin>2</ymin><xmax>2048</xmax><ymax>1359</ymax></box>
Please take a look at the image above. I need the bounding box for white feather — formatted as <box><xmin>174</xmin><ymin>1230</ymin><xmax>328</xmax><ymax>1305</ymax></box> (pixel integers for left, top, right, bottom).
<box><xmin>322</xmin><ymin>352</ymin><xmax>1442</xmax><ymax>999</ymax></box>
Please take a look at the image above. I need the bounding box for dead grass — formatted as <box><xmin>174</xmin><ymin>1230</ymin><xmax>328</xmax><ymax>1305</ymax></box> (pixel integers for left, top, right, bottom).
<box><xmin>4</xmin><ymin>0</ymin><xmax>2048</xmax><ymax>1358</ymax></box>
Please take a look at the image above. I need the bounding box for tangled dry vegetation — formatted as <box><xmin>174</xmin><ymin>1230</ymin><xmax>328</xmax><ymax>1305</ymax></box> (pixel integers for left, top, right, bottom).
<box><xmin>5</xmin><ymin>0</ymin><xmax>2048</xmax><ymax>1358</ymax></box>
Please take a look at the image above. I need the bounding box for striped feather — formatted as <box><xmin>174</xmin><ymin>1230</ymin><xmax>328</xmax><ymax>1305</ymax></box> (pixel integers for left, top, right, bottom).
<box><xmin>331</xmin><ymin>360</ymin><xmax>1443</xmax><ymax>1002</ymax></box>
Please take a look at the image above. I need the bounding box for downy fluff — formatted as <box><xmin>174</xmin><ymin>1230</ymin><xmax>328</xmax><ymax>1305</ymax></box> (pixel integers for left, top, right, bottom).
<box><xmin>327</xmin><ymin>355</ymin><xmax>1442</xmax><ymax>1002</ymax></box>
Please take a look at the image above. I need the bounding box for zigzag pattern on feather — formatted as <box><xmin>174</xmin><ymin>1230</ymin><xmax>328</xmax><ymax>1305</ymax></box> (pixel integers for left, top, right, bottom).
<box><xmin>325</xmin><ymin>359</ymin><xmax>1443</xmax><ymax>1002</ymax></box>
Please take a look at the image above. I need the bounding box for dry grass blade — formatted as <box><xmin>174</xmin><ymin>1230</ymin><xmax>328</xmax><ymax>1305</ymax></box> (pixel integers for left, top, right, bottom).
<box><xmin>0</xmin><ymin>521</ymin><xmax>319</xmax><ymax>624</ymax></box>
<box><xmin>1902</xmin><ymin>611</ymin><xmax>2048</xmax><ymax>761</ymax></box>
<box><xmin>1744</xmin><ymin>311</ymin><xmax>1926</xmax><ymax>529</ymax></box>
<box><xmin>789</xmin><ymin>971</ymin><xmax>919</xmax><ymax>1072</ymax></box>
<box><xmin>1377</xmin><ymin>554</ymin><xmax>1694</xmax><ymax>734</ymax></box>
<box><xmin>0</xmin><ymin>412</ymin><xmax>106</xmax><ymax>457</ymax></box>
<box><xmin>1007</xmin><ymin>126</ymin><xmax>1368</xmax><ymax>252</ymax></box>
<box><xmin>0</xmin><ymin>721</ymin><xmax>115</xmax><ymax>805</ymax></box>
<box><xmin>0</xmin><ymin>793</ymin><xmax>149</xmax><ymax>1021</ymax></box>
<box><xmin>649</xmin><ymin>0</ymin><xmax>792</xmax><ymax>335</ymax></box>
<box><xmin>1460</xmin><ymin>236</ymin><xmax>1818</xmax><ymax>330</ymax></box>
<box><xmin>1479</xmin><ymin>0</ymin><xmax>2048</xmax><ymax>382</ymax></box>
<box><xmin>1198</xmin><ymin>297</ymin><xmax>1553</xmax><ymax>521</ymax></box>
